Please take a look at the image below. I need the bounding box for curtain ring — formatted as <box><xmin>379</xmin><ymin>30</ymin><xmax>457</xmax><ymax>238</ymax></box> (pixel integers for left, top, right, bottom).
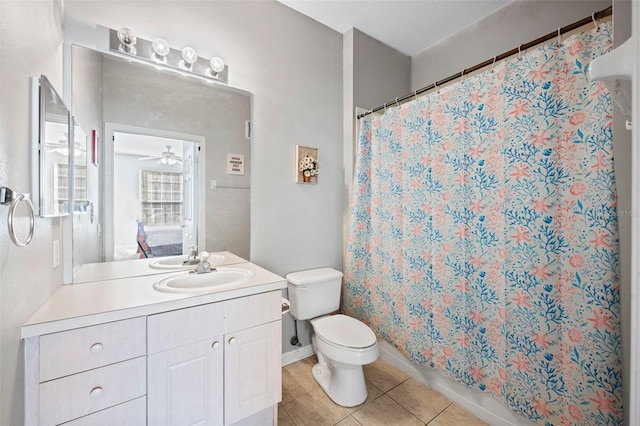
<box><xmin>557</xmin><ymin>27</ymin><xmax>563</xmax><ymax>46</ymax></box>
<box><xmin>517</xmin><ymin>45</ymin><xmax>522</xmax><ymax>61</ymax></box>
<box><xmin>592</xmin><ymin>13</ymin><xmax>600</xmax><ymax>32</ymax></box>
<box><xmin>414</xmin><ymin>90</ymin><xmax>419</xmax><ymax>101</ymax></box>
<box><xmin>6</xmin><ymin>193</ymin><xmax>35</xmax><ymax>248</ymax></box>
<box><xmin>491</xmin><ymin>56</ymin><xmax>497</xmax><ymax>72</ymax></box>
<box><xmin>395</xmin><ymin>97</ymin><xmax>400</xmax><ymax>107</ymax></box>
<box><xmin>434</xmin><ymin>81</ymin><xmax>439</xmax><ymax>93</ymax></box>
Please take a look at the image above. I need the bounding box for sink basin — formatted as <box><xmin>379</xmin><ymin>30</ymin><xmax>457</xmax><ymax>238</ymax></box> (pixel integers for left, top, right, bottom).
<box><xmin>153</xmin><ymin>267</ymin><xmax>254</xmax><ymax>293</ymax></box>
<box><xmin>149</xmin><ymin>254</ymin><xmax>225</xmax><ymax>270</ymax></box>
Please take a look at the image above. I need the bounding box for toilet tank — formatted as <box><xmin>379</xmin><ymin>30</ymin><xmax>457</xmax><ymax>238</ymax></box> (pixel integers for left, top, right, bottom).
<box><xmin>286</xmin><ymin>267</ymin><xmax>343</xmax><ymax>320</ymax></box>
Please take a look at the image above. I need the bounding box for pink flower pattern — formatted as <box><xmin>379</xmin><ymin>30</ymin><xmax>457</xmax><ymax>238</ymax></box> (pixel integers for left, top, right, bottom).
<box><xmin>344</xmin><ymin>24</ymin><xmax>621</xmax><ymax>425</ymax></box>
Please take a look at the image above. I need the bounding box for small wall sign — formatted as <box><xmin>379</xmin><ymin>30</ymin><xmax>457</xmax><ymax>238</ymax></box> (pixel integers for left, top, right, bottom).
<box><xmin>226</xmin><ymin>153</ymin><xmax>245</xmax><ymax>175</ymax></box>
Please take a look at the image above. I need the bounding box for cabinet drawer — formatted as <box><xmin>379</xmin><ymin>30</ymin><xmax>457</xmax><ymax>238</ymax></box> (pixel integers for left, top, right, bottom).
<box><xmin>39</xmin><ymin>317</ymin><xmax>146</xmax><ymax>382</ymax></box>
<box><xmin>148</xmin><ymin>301</ymin><xmax>225</xmax><ymax>354</ymax></box>
<box><xmin>39</xmin><ymin>357</ymin><xmax>146</xmax><ymax>426</ymax></box>
<box><xmin>224</xmin><ymin>291</ymin><xmax>281</xmax><ymax>333</ymax></box>
<box><xmin>60</xmin><ymin>397</ymin><xmax>146</xmax><ymax>426</ymax></box>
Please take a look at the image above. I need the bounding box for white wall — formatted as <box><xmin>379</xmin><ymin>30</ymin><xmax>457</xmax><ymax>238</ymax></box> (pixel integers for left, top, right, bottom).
<box><xmin>0</xmin><ymin>1</ymin><xmax>64</xmax><ymax>424</ymax></box>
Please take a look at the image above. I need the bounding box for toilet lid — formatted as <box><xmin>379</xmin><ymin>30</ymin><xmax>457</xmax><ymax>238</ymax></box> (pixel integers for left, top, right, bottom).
<box><xmin>314</xmin><ymin>314</ymin><xmax>376</xmax><ymax>349</ymax></box>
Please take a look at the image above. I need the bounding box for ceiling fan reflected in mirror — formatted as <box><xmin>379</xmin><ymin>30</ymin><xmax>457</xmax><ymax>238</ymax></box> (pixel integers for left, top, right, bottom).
<box><xmin>139</xmin><ymin>145</ymin><xmax>183</xmax><ymax>165</ymax></box>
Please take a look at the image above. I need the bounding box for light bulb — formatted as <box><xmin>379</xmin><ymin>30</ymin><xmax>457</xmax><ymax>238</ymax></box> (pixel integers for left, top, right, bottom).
<box><xmin>210</xmin><ymin>57</ymin><xmax>225</xmax><ymax>74</ymax></box>
<box><xmin>117</xmin><ymin>28</ymin><xmax>137</xmax><ymax>54</ymax></box>
<box><xmin>181</xmin><ymin>47</ymin><xmax>198</xmax><ymax>70</ymax></box>
<box><xmin>152</xmin><ymin>38</ymin><xmax>170</xmax><ymax>63</ymax></box>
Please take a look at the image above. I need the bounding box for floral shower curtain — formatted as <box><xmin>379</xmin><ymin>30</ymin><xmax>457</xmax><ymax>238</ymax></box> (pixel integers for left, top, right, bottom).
<box><xmin>344</xmin><ymin>23</ymin><xmax>621</xmax><ymax>425</ymax></box>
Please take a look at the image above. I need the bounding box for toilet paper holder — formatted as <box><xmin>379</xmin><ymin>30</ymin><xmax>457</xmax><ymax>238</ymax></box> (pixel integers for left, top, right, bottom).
<box><xmin>281</xmin><ymin>298</ymin><xmax>290</xmax><ymax>315</ymax></box>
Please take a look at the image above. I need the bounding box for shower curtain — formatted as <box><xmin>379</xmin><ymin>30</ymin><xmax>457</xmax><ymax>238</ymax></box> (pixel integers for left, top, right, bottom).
<box><xmin>344</xmin><ymin>23</ymin><xmax>621</xmax><ymax>425</ymax></box>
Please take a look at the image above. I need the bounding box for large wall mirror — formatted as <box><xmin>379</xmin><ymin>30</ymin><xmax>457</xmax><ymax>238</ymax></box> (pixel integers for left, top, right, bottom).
<box><xmin>71</xmin><ymin>45</ymin><xmax>251</xmax><ymax>282</ymax></box>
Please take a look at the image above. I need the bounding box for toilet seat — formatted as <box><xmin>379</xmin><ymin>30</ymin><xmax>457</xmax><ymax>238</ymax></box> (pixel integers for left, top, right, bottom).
<box><xmin>313</xmin><ymin>314</ymin><xmax>376</xmax><ymax>349</ymax></box>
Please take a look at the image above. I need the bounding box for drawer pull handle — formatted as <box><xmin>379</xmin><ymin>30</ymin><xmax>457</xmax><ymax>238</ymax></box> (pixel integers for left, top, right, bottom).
<box><xmin>228</xmin><ymin>337</ymin><xmax>237</xmax><ymax>345</ymax></box>
<box><xmin>211</xmin><ymin>341</ymin><xmax>220</xmax><ymax>349</ymax></box>
<box><xmin>90</xmin><ymin>387</ymin><xmax>103</xmax><ymax>398</ymax></box>
<box><xmin>90</xmin><ymin>343</ymin><xmax>103</xmax><ymax>353</ymax></box>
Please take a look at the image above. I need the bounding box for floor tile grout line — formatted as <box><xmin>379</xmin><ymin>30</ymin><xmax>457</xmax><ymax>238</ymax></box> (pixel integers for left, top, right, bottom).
<box><xmin>425</xmin><ymin>401</ymin><xmax>455</xmax><ymax>425</ymax></box>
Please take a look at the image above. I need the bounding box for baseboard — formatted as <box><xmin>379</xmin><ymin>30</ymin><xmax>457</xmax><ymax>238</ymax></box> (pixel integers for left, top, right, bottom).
<box><xmin>282</xmin><ymin>344</ymin><xmax>314</xmax><ymax>367</ymax></box>
<box><xmin>377</xmin><ymin>340</ymin><xmax>534</xmax><ymax>426</ymax></box>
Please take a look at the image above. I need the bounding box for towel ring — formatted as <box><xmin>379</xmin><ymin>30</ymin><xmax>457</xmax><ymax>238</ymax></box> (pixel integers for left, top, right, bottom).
<box><xmin>1</xmin><ymin>187</ymin><xmax>35</xmax><ymax>248</ymax></box>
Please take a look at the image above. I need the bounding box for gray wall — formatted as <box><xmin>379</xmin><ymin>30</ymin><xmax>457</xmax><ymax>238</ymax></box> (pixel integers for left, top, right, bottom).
<box><xmin>0</xmin><ymin>2</ymin><xmax>65</xmax><ymax>424</ymax></box>
<box><xmin>411</xmin><ymin>0</ymin><xmax>613</xmax><ymax>90</ymax></box>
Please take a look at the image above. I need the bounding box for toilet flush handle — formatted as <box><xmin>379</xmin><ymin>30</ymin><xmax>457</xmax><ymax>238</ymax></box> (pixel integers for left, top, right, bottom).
<box><xmin>297</xmin><ymin>286</ymin><xmax>308</xmax><ymax>292</ymax></box>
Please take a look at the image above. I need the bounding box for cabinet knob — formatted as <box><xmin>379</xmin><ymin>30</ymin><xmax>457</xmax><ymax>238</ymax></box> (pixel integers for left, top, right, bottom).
<box><xmin>228</xmin><ymin>337</ymin><xmax>237</xmax><ymax>345</ymax></box>
<box><xmin>211</xmin><ymin>340</ymin><xmax>220</xmax><ymax>349</ymax></box>
<box><xmin>90</xmin><ymin>343</ymin><xmax>103</xmax><ymax>354</ymax></box>
<box><xmin>90</xmin><ymin>387</ymin><xmax>103</xmax><ymax>398</ymax></box>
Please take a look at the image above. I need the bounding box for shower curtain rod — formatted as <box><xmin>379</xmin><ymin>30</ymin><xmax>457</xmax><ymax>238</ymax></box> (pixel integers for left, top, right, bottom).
<box><xmin>357</xmin><ymin>5</ymin><xmax>613</xmax><ymax>120</ymax></box>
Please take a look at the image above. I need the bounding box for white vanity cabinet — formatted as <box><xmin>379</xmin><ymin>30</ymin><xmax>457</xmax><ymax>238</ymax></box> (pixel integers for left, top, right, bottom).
<box><xmin>23</xmin><ymin>261</ymin><xmax>286</xmax><ymax>426</ymax></box>
<box><xmin>147</xmin><ymin>290</ymin><xmax>282</xmax><ymax>426</ymax></box>
<box><xmin>25</xmin><ymin>317</ymin><xmax>147</xmax><ymax>426</ymax></box>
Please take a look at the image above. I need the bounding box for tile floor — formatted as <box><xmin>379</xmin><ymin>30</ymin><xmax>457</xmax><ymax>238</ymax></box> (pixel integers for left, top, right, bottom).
<box><xmin>279</xmin><ymin>356</ymin><xmax>489</xmax><ymax>426</ymax></box>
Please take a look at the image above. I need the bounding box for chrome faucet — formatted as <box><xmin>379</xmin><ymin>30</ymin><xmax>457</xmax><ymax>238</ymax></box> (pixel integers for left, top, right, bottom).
<box><xmin>194</xmin><ymin>251</ymin><xmax>214</xmax><ymax>274</ymax></box>
<box><xmin>184</xmin><ymin>245</ymin><xmax>199</xmax><ymax>265</ymax></box>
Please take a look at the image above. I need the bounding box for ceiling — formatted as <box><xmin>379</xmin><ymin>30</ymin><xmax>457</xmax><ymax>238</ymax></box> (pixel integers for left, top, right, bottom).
<box><xmin>114</xmin><ymin>132</ymin><xmax>184</xmax><ymax>158</ymax></box>
<box><xmin>278</xmin><ymin>0</ymin><xmax>511</xmax><ymax>56</ymax></box>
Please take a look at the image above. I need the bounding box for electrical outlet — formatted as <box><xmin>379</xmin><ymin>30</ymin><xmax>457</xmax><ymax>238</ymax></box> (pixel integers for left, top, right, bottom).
<box><xmin>53</xmin><ymin>240</ymin><xmax>60</xmax><ymax>269</ymax></box>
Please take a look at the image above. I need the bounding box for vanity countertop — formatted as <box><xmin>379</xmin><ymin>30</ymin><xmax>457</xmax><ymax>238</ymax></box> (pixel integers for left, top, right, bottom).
<box><xmin>22</xmin><ymin>261</ymin><xmax>285</xmax><ymax>338</ymax></box>
<box><xmin>73</xmin><ymin>251</ymin><xmax>247</xmax><ymax>283</ymax></box>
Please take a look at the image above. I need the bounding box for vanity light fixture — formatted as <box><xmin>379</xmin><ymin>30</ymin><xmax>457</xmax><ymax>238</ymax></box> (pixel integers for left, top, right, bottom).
<box><xmin>151</xmin><ymin>38</ymin><xmax>170</xmax><ymax>64</ymax></box>
<box><xmin>109</xmin><ymin>27</ymin><xmax>228</xmax><ymax>84</ymax></box>
<box><xmin>117</xmin><ymin>28</ymin><xmax>137</xmax><ymax>54</ymax></box>
<box><xmin>181</xmin><ymin>47</ymin><xmax>198</xmax><ymax>70</ymax></box>
<box><xmin>210</xmin><ymin>57</ymin><xmax>225</xmax><ymax>76</ymax></box>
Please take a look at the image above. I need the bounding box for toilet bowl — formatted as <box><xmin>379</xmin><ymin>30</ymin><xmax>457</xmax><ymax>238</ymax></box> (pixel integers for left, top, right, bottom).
<box><xmin>310</xmin><ymin>314</ymin><xmax>379</xmax><ymax>407</ymax></box>
<box><xmin>285</xmin><ymin>268</ymin><xmax>380</xmax><ymax>407</ymax></box>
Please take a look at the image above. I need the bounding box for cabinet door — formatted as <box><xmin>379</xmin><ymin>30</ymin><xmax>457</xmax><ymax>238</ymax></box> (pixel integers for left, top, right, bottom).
<box><xmin>148</xmin><ymin>338</ymin><xmax>224</xmax><ymax>426</ymax></box>
<box><xmin>224</xmin><ymin>320</ymin><xmax>281</xmax><ymax>425</ymax></box>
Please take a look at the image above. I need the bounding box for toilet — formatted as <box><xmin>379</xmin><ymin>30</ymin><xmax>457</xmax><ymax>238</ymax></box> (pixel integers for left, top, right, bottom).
<box><xmin>286</xmin><ymin>267</ymin><xmax>379</xmax><ymax>407</ymax></box>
